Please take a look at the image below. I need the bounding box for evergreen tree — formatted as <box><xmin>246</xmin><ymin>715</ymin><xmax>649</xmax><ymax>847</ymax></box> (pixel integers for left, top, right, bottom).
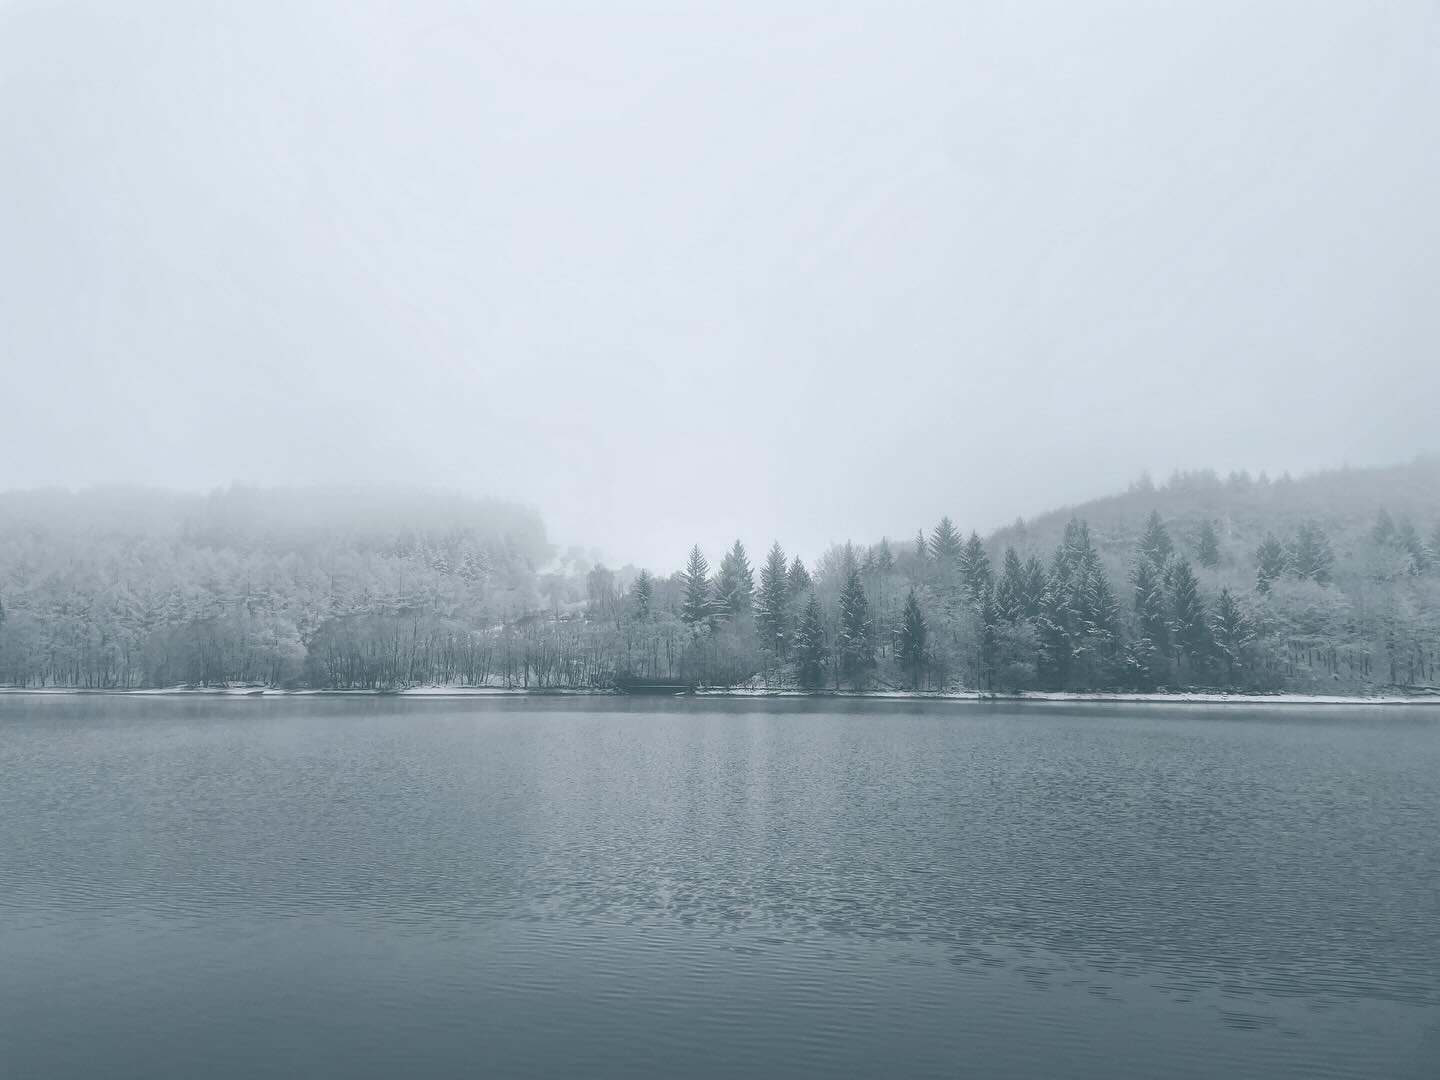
<box><xmin>793</xmin><ymin>593</ymin><xmax>829</xmax><ymax>689</ymax></box>
<box><xmin>1167</xmin><ymin>559</ymin><xmax>1210</xmax><ymax>676</ymax></box>
<box><xmin>1131</xmin><ymin>558</ymin><xmax>1170</xmax><ymax>684</ymax></box>
<box><xmin>787</xmin><ymin>556</ymin><xmax>812</xmax><ymax>600</ymax></box>
<box><xmin>628</xmin><ymin>569</ymin><xmax>653</xmax><ymax>620</ymax></box>
<box><xmin>1036</xmin><ymin>550</ymin><xmax>1073</xmax><ymax>690</ymax></box>
<box><xmin>996</xmin><ymin>547</ymin><xmax>1026</xmax><ymax>622</ymax></box>
<box><xmin>875</xmin><ymin>538</ymin><xmax>895</xmax><ymax>573</ymax></box>
<box><xmin>1290</xmin><ymin>521</ymin><xmax>1335</xmax><ymax>584</ymax></box>
<box><xmin>929</xmin><ymin>516</ymin><xmax>963</xmax><ymax>564</ymax></box>
<box><xmin>1209</xmin><ymin>588</ymin><xmax>1252</xmax><ymax>684</ymax></box>
<box><xmin>680</xmin><ymin>546</ymin><xmax>712</xmax><ymax>626</ymax></box>
<box><xmin>715</xmin><ymin>540</ymin><xmax>754</xmax><ymax>617</ymax></box>
<box><xmin>1196</xmin><ymin>520</ymin><xmax>1220</xmax><ymax>568</ymax></box>
<box><xmin>1255</xmin><ymin>533</ymin><xmax>1287</xmax><ymax>593</ymax></box>
<box><xmin>1020</xmin><ymin>555</ymin><xmax>1047</xmax><ymax>619</ymax></box>
<box><xmin>896</xmin><ymin>588</ymin><xmax>928</xmax><ymax>689</ymax></box>
<box><xmin>978</xmin><ymin>585</ymin><xmax>1001</xmax><ymax>692</ymax></box>
<box><xmin>837</xmin><ymin>567</ymin><xmax>875</xmax><ymax>688</ymax></box>
<box><xmin>913</xmin><ymin>530</ymin><xmax>928</xmax><ymax>563</ymax></box>
<box><xmin>959</xmin><ymin>532</ymin><xmax>993</xmax><ymax>599</ymax></box>
<box><xmin>756</xmin><ymin>542</ymin><xmax>789</xmax><ymax>657</ymax></box>
<box><xmin>1138</xmin><ymin>510</ymin><xmax>1174</xmax><ymax>568</ymax></box>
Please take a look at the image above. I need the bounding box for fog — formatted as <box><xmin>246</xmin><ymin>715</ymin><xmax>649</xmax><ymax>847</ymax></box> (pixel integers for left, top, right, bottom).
<box><xmin>2</xmin><ymin>1</ymin><xmax>1437</xmax><ymax>569</ymax></box>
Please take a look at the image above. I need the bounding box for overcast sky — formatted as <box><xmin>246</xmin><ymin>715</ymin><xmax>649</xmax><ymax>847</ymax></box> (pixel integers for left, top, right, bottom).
<box><xmin>2</xmin><ymin>1</ymin><xmax>1438</xmax><ymax>569</ymax></box>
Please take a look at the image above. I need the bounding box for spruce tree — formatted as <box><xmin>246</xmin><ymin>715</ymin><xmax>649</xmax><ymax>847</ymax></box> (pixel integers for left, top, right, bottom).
<box><xmin>1168</xmin><ymin>559</ymin><xmax>1210</xmax><ymax>676</ymax></box>
<box><xmin>629</xmin><ymin>569</ymin><xmax>654</xmax><ymax>620</ymax></box>
<box><xmin>1131</xmin><ymin>558</ymin><xmax>1170</xmax><ymax>683</ymax></box>
<box><xmin>1036</xmin><ymin>550</ymin><xmax>1073</xmax><ymax>690</ymax></box>
<box><xmin>1138</xmin><ymin>510</ymin><xmax>1174</xmax><ymax>568</ymax></box>
<box><xmin>1196</xmin><ymin>520</ymin><xmax>1220</xmax><ymax>568</ymax></box>
<box><xmin>913</xmin><ymin>530</ymin><xmax>928</xmax><ymax>563</ymax></box>
<box><xmin>1209</xmin><ymin>588</ymin><xmax>1252</xmax><ymax>684</ymax></box>
<box><xmin>1020</xmin><ymin>555</ymin><xmax>1047</xmax><ymax>619</ymax></box>
<box><xmin>837</xmin><ymin>566</ymin><xmax>875</xmax><ymax>688</ymax></box>
<box><xmin>787</xmin><ymin>556</ymin><xmax>812</xmax><ymax>600</ymax></box>
<box><xmin>715</xmin><ymin>540</ymin><xmax>754</xmax><ymax>617</ymax></box>
<box><xmin>680</xmin><ymin>546</ymin><xmax>712</xmax><ymax>626</ymax></box>
<box><xmin>997</xmin><ymin>547</ymin><xmax>1026</xmax><ymax>622</ymax></box>
<box><xmin>875</xmin><ymin>538</ymin><xmax>895</xmax><ymax>573</ymax></box>
<box><xmin>793</xmin><ymin>593</ymin><xmax>829</xmax><ymax>689</ymax></box>
<box><xmin>960</xmin><ymin>532</ymin><xmax>993</xmax><ymax>600</ymax></box>
<box><xmin>929</xmin><ymin>516</ymin><xmax>963</xmax><ymax>564</ymax></box>
<box><xmin>978</xmin><ymin>585</ymin><xmax>1001</xmax><ymax>692</ymax></box>
<box><xmin>1254</xmin><ymin>533</ymin><xmax>1287</xmax><ymax>593</ymax></box>
<box><xmin>896</xmin><ymin>588</ymin><xmax>928</xmax><ymax>689</ymax></box>
<box><xmin>756</xmin><ymin>542</ymin><xmax>789</xmax><ymax>657</ymax></box>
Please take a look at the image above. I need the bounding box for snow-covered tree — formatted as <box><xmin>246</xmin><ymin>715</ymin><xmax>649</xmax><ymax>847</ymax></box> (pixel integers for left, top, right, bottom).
<box><xmin>837</xmin><ymin>566</ymin><xmax>874</xmax><ymax>688</ymax></box>
<box><xmin>680</xmin><ymin>546</ymin><xmax>712</xmax><ymax>626</ymax></box>
<box><xmin>896</xmin><ymin>588</ymin><xmax>928</xmax><ymax>689</ymax></box>
<box><xmin>756</xmin><ymin>542</ymin><xmax>789</xmax><ymax>658</ymax></box>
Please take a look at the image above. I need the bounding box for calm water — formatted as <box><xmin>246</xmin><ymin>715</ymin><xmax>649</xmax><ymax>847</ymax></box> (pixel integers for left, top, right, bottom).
<box><xmin>2</xmin><ymin>697</ymin><xmax>1437</xmax><ymax>1079</ymax></box>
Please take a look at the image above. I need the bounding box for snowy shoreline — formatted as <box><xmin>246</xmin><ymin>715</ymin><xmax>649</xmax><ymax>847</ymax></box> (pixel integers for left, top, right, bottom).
<box><xmin>3</xmin><ymin>685</ymin><xmax>1438</xmax><ymax>706</ymax></box>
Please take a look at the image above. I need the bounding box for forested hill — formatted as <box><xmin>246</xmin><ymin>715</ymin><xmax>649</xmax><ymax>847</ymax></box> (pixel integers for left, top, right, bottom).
<box><xmin>0</xmin><ymin>486</ymin><xmax>551</xmax><ymax>688</ymax></box>
<box><xmin>991</xmin><ymin>458</ymin><xmax>1440</xmax><ymax>573</ymax></box>
<box><xmin>2</xmin><ymin>461</ymin><xmax>1438</xmax><ymax>693</ymax></box>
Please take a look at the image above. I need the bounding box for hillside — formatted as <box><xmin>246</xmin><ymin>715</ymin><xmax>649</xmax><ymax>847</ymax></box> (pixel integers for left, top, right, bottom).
<box><xmin>0</xmin><ymin>486</ymin><xmax>551</xmax><ymax>688</ymax></box>
<box><xmin>989</xmin><ymin>458</ymin><xmax>1440</xmax><ymax>580</ymax></box>
<box><xmin>1</xmin><ymin>462</ymin><xmax>1437</xmax><ymax>693</ymax></box>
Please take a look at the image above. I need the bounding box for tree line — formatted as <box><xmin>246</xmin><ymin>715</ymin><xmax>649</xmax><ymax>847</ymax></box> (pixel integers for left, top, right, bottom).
<box><xmin>1</xmin><ymin>477</ymin><xmax>1437</xmax><ymax>693</ymax></box>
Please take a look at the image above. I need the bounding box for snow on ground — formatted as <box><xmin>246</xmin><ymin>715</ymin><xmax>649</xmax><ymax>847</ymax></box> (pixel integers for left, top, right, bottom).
<box><xmin>3</xmin><ymin>686</ymin><xmax>1437</xmax><ymax>705</ymax></box>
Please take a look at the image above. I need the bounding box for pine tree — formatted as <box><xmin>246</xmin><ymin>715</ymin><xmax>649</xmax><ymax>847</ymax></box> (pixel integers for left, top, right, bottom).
<box><xmin>1255</xmin><ymin>533</ymin><xmax>1287</xmax><ymax>593</ymax></box>
<box><xmin>1196</xmin><ymin>520</ymin><xmax>1220</xmax><ymax>568</ymax></box>
<box><xmin>629</xmin><ymin>569</ymin><xmax>654</xmax><ymax>620</ymax></box>
<box><xmin>896</xmin><ymin>588</ymin><xmax>928</xmax><ymax>689</ymax></box>
<box><xmin>913</xmin><ymin>530</ymin><xmax>928</xmax><ymax>563</ymax></box>
<box><xmin>960</xmin><ymin>532</ymin><xmax>993</xmax><ymax>600</ymax></box>
<box><xmin>929</xmin><ymin>516</ymin><xmax>963</xmax><ymax>564</ymax></box>
<box><xmin>837</xmin><ymin>566</ymin><xmax>875</xmax><ymax>688</ymax></box>
<box><xmin>756</xmin><ymin>542</ymin><xmax>789</xmax><ymax>657</ymax></box>
<box><xmin>715</xmin><ymin>540</ymin><xmax>754</xmax><ymax>618</ymax></box>
<box><xmin>680</xmin><ymin>546</ymin><xmax>712</xmax><ymax>626</ymax></box>
<box><xmin>1210</xmin><ymin>588</ymin><xmax>1252</xmax><ymax>684</ymax></box>
<box><xmin>1290</xmin><ymin>521</ymin><xmax>1335</xmax><ymax>584</ymax></box>
<box><xmin>794</xmin><ymin>593</ymin><xmax>829</xmax><ymax>689</ymax></box>
<box><xmin>1138</xmin><ymin>510</ymin><xmax>1174</xmax><ymax>568</ymax></box>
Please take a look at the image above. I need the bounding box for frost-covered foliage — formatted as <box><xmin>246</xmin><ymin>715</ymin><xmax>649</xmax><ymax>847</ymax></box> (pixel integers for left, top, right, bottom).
<box><xmin>0</xmin><ymin>486</ymin><xmax>549</xmax><ymax>688</ymax></box>
<box><xmin>4</xmin><ymin>460</ymin><xmax>1440</xmax><ymax>692</ymax></box>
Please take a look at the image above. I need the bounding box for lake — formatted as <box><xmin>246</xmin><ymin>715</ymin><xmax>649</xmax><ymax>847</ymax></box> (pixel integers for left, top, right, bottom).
<box><xmin>1</xmin><ymin>696</ymin><xmax>1437</xmax><ymax>1078</ymax></box>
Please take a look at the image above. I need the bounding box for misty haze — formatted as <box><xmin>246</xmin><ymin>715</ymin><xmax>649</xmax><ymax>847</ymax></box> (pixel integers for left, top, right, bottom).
<box><xmin>1</xmin><ymin>3</ymin><xmax>1437</xmax><ymax>1079</ymax></box>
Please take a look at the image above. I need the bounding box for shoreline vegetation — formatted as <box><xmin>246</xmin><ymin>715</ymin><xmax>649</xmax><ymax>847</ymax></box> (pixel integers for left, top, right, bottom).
<box><xmin>1</xmin><ymin>462</ymin><xmax>1438</xmax><ymax>697</ymax></box>
<box><xmin>3</xmin><ymin>684</ymin><xmax>1438</xmax><ymax>706</ymax></box>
